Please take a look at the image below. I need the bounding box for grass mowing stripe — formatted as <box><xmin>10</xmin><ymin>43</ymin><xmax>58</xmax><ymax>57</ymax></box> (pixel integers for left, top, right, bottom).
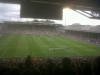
<box><xmin>57</xmin><ymin>36</ymin><xmax>100</xmax><ymax>55</ymax></box>
<box><xmin>59</xmin><ymin>36</ymin><xmax>100</xmax><ymax>52</ymax></box>
<box><xmin>0</xmin><ymin>35</ymin><xmax>13</xmax><ymax>51</ymax></box>
<box><xmin>53</xmin><ymin>36</ymin><xmax>83</xmax><ymax>56</ymax></box>
<box><xmin>0</xmin><ymin>34</ymin><xmax>100</xmax><ymax>58</ymax></box>
<box><xmin>1</xmin><ymin>47</ymin><xmax>8</xmax><ymax>57</ymax></box>
<box><xmin>0</xmin><ymin>34</ymin><xmax>12</xmax><ymax>45</ymax></box>
<box><xmin>3</xmin><ymin>34</ymin><xmax>21</xmax><ymax>58</ymax></box>
<box><xmin>40</xmin><ymin>35</ymin><xmax>60</xmax><ymax>57</ymax></box>
<box><xmin>0</xmin><ymin>34</ymin><xmax>11</xmax><ymax>42</ymax></box>
<box><xmin>26</xmin><ymin>34</ymin><xmax>45</xmax><ymax>57</ymax></box>
<box><xmin>51</xmin><ymin>35</ymin><xmax>84</xmax><ymax>56</ymax></box>
<box><xmin>32</xmin><ymin>35</ymin><xmax>49</xmax><ymax>56</ymax></box>
<box><xmin>32</xmin><ymin>35</ymin><xmax>49</xmax><ymax>50</ymax></box>
<box><xmin>56</xmin><ymin>36</ymin><xmax>96</xmax><ymax>53</ymax></box>
<box><xmin>26</xmin><ymin>34</ymin><xmax>35</xmax><ymax>56</ymax></box>
<box><xmin>32</xmin><ymin>52</ymin><xmax>34</xmax><ymax>56</ymax></box>
<box><xmin>55</xmin><ymin>35</ymin><xmax>93</xmax><ymax>55</ymax></box>
<box><xmin>0</xmin><ymin>35</ymin><xmax>16</xmax><ymax>57</ymax></box>
<box><xmin>53</xmin><ymin>35</ymin><xmax>99</xmax><ymax>56</ymax></box>
<box><xmin>15</xmin><ymin>34</ymin><xmax>30</xmax><ymax>57</ymax></box>
<box><xmin>43</xmin><ymin>35</ymin><xmax>74</xmax><ymax>57</ymax></box>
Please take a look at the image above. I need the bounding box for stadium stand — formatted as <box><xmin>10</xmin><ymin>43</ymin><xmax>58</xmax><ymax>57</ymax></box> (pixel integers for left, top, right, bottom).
<box><xmin>64</xmin><ymin>25</ymin><xmax>100</xmax><ymax>33</ymax></box>
<box><xmin>91</xmin><ymin>25</ymin><xmax>100</xmax><ymax>33</ymax></box>
<box><xmin>1</xmin><ymin>25</ymin><xmax>59</xmax><ymax>35</ymax></box>
<box><xmin>0</xmin><ymin>22</ymin><xmax>100</xmax><ymax>45</ymax></box>
<box><xmin>0</xmin><ymin>55</ymin><xmax>100</xmax><ymax>75</ymax></box>
<box><xmin>64</xmin><ymin>25</ymin><xmax>100</xmax><ymax>45</ymax></box>
<box><xmin>65</xmin><ymin>25</ymin><xmax>94</xmax><ymax>32</ymax></box>
<box><xmin>0</xmin><ymin>21</ymin><xmax>61</xmax><ymax>35</ymax></box>
<box><xmin>0</xmin><ymin>22</ymin><xmax>100</xmax><ymax>75</ymax></box>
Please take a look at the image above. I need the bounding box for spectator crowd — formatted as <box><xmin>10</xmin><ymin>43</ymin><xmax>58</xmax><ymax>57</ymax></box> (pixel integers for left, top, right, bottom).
<box><xmin>63</xmin><ymin>30</ymin><xmax>100</xmax><ymax>45</ymax></box>
<box><xmin>0</xmin><ymin>25</ymin><xmax>59</xmax><ymax>35</ymax></box>
<box><xmin>0</xmin><ymin>55</ymin><xmax>100</xmax><ymax>75</ymax></box>
<box><xmin>0</xmin><ymin>25</ymin><xmax>100</xmax><ymax>46</ymax></box>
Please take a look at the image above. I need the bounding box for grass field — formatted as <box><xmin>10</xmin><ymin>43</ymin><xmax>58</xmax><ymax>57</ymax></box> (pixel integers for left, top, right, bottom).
<box><xmin>0</xmin><ymin>34</ymin><xmax>100</xmax><ymax>58</ymax></box>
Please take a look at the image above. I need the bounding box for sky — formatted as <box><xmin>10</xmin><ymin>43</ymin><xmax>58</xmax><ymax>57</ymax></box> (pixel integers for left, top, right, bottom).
<box><xmin>0</xmin><ymin>3</ymin><xmax>100</xmax><ymax>26</ymax></box>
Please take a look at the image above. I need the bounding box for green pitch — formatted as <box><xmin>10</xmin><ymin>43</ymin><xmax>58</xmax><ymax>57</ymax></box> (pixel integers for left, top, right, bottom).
<box><xmin>0</xmin><ymin>34</ymin><xmax>100</xmax><ymax>58</ymax></box>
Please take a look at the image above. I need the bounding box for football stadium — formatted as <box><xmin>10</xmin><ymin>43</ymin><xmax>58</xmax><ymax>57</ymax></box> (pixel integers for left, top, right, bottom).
<box><xmin>0</xmin><ymin>22</ymin><xmax>100</xmax><ymax>58</ymax></box>
<box><xmin>0</xmin><ymin>0</ymin><xmax>100</xmax><ymax>75</ymax></box>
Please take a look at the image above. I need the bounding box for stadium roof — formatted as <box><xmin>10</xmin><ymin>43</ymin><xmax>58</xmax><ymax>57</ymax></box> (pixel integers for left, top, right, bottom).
<box><xmin>3</xmin><ymin>21</ymin><xmax>63</xmax><ymax>26</ymax></box>
<box><xmin>65</xmin><ymin>25</ymin><xmax>100</xmax><ymax>33</ymax></box>
<box><xmin>1</xmin><ymin>0</ymin><xmax>100</xmax><ymax>19</ymax></box>
<box><xmin>0</xmin><ymin>0</ymin><xmax>100</xmax><ymax>8</ymax></box>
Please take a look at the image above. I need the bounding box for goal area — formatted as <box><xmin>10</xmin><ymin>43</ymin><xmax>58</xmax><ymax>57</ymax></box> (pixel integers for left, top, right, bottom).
<box><xmin>48</xmin><ymin>47</ymin><xmax>76</xmax><ymax>57</ymax></box>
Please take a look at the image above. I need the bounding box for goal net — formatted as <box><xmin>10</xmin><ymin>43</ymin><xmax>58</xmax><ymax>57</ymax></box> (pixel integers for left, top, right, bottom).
<box><xmin>48</xmin><ymin>47</ymin><xmax>76</xmax><ymax>57</ymax></box>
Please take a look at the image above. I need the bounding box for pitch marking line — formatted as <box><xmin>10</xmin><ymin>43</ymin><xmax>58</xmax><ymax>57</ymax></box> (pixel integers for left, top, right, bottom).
<box><xmin>1</xmin><ymin>47</ymin><xmax>8</xmax><ymax>57</ymax></box>
<box><xmin>72</xmin><ymin>50</ymin><xmax>82</xmax><ymax>56</ymax></box>
<box><xmin>80</xmin><ymin>46</ymin><xmax>99</xmax><ymax>54</ymax></box>
<box><xmin>89</xmin><ymin>48</ymin><xmax>97</xmax><ymax>52</ymax></box>
<box><xmin>14</xmin><ymin>56</ymin><xmax>26</xmax><ymax>57</ymax></box>
<box><xmin>32</xmin><ymin>52</ymin><xmax>34</xmax><ymax>56</ymax></box>
<box><xmin>68</xmin><ymin>48</ymin><xmax>82</xmax><ymax>56</ymax></box>
<box><xmin>33</xmin><ymin>52</ymin><xmax>47</xmax><ymax>53</ymax></box>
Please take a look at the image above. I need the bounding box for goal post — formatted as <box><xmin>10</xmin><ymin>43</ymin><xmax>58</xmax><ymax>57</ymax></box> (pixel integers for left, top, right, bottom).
<box><xmin>48</xmin><ymin>47</ymin><xmax>71</xmax><ymax>57</ymax></box>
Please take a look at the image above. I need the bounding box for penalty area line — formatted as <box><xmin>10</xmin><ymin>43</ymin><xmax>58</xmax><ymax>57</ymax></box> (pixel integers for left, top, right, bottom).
<box><xmin>1</xmin><ymin>47</ymin><xmax>8</xmax><ymax>57</ymax></box>
<box><xmin>14</xmin><ymin>56</ymin><xmax>27</xmax><ymax>57</ymax></box>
